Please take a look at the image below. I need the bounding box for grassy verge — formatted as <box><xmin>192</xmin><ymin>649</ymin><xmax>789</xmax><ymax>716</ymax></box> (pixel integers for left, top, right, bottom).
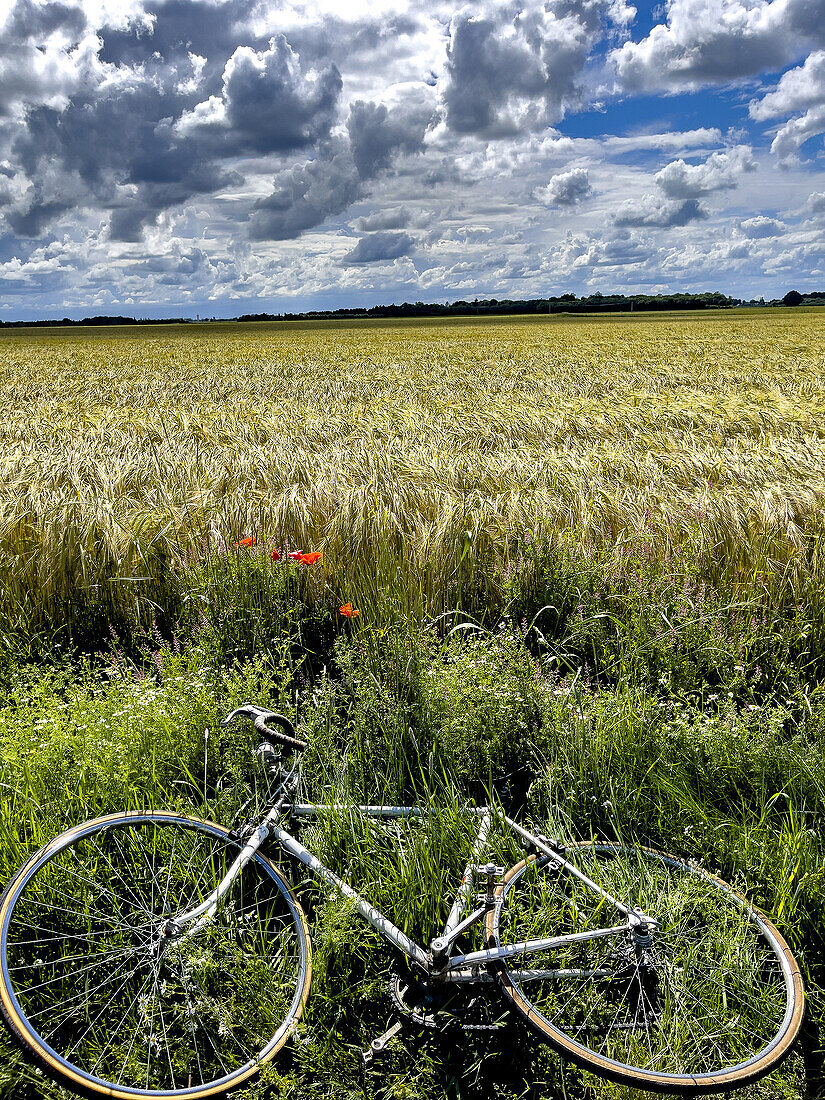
<box><xmin>0</xmin><ymin>538</ymin><xmax>822</xmax><ymax>1099</ymax></box>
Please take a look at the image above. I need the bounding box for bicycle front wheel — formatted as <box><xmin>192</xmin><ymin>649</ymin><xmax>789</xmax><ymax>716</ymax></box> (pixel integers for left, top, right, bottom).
<box><xmin>487</xmin><ymin>841</ymin><xmax>803</xmax><ymax>1093</ymax></box>
<box><xmin>0</xmin><ymin>811</ymin><xmax>311</xmax><ymax>1099</ymax></box>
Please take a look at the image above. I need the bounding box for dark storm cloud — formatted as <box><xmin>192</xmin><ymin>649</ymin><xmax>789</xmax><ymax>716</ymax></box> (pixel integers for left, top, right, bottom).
<box><xmin>178</xmin><ymin>36</ymin><xmax>342</xmax><ymax>155</ymax></box>
<box><xmin>98</xmin><ymin>0</ymin><xmax>261</xmax><ymax>66</ymax></box>
<box><xmin>285</xmin><ymin>14</ymin><xmax>422</xmax><ymax>67</ymax></box>
<box><xmin>343</xmin><ymin>231</ymin><xmax>414</xmax><ymax>264</ymax></box>
<box><xmin>5</xmin><ymin>199</ymin><xmax>74</xmax><ymax>236</ymax></box>
<box><xmin>0</xmin><ymin>0</ymin><xmax>436</xmax><ymax>244</ymax></box>
<box><xmin>613</xmin><ymin>195</ymin><xmax>708</xmax><ymax>227</ymax></box>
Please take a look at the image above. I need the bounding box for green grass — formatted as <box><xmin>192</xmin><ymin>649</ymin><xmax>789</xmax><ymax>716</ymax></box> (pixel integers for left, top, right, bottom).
<box><xmin>0</xmin><ymin>536</ymin><xmax>823</xmax><ymax>1099</ymax></box>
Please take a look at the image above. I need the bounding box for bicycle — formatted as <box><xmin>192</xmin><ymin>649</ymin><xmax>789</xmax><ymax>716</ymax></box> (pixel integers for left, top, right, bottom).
<box><xmin>0</xmin><ymin>704</ymin><xmax>805</xmax><ymax>1099</ymax></box>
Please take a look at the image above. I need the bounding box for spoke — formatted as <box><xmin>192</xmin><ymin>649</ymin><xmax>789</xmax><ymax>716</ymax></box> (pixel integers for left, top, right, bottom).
<box><xmin>8</xmin><ymin>937</ymin><xmax>143</xmax><ymax>971</ymax></box>
<box><xmin>63</xmin><ymin>836</ymin><xmax>150</xmax><ymax>915</ymax></box>
<box><xmin>174</xmin><ymin>955</ymin><xmax>205</xmax><ymax>1088</ymax></box>
<box><xmin>103</xmin><ymin>829</ymin><xmax>155</xmax><ymax>920</ymax></box>
<box><xmin>12</xmin><ymin>943</ymin><xmax>136</xmax><ymax>995</ymax></box>
<box><xmin>85</xmin><ymin>834</ymin><xmax>150</xmax><ymax>921</ymax></box>
<box><xmin>665</xmin><ymin>965</ymin><xmax>775</xmax><ymax>1050</ymax></box>
<box><xmin>52</xmin><ymin>852</ymin><xmax>147</xmax><ymax>924</ymax></box>
<box><xmin>7</xmin><ymin>921</ymin><xmax>116</xmax><ymax>948</ymax></box>
<box><xmin>156</xmin><ymin>996</ymin><xmax>177</xmax><ymax>1090</ymax></box>
<box><xmin>34</xmin><ymin>949</ymin><xmax>140</xmax><ymax>1027</ymax></box>
<box><xmin>161</xmin><ymin>827</ymin><xmax>180</xmax><ymax>921</ymax></box>
<box><xmin>91</xmin><ymin>968</ymin><xmax>154</xmax><ymax>1077</ymax></box>
<box><xmin>679</xmin><ymin>961</ymin><xmax>782</xmax><ymax>1027</ymax></box>
<box><xmin>48</xmin><ymin>954</ymin><xmax>146</xmax><ymax>1050</ymax></box>
<box><xmin>17</xmin><ymin>894</ymin><xmax>147</xmax><ymax>935</ymax></box>
<box><xmin>145</xmin><ymin>964</ymin><xmax>160</xmax><ymax>1091</ymax></box>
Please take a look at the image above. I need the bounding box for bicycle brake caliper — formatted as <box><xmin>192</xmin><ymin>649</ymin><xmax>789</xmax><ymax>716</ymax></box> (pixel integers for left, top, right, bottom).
<box><xmin>475</xmin><ymin>863</ymin><xmax>505</xmax><ymax>909</ymax></box>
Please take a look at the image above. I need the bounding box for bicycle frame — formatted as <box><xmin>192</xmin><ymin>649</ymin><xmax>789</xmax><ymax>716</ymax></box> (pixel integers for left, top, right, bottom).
<box><xmin>176</xmin><ymin>799</ymin><xmax>636</xmax><ymax>983</ymax></box>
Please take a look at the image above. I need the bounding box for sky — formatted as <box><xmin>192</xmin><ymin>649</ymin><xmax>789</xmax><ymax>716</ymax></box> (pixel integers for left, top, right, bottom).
<box><xmin>1</xmin><ymin>0</ymin><xmax>824</xmax><ymax>320</ymax></box>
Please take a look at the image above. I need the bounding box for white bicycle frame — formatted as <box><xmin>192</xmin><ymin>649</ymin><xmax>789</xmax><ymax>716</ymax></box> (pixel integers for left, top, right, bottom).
<box><xmin>177</xmin><ymin>800</ymin><xmax>636</xmax><ymax>983</ymax></box>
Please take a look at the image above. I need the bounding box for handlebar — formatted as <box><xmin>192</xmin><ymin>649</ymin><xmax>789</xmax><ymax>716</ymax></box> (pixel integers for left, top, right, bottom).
<box><xmin>220</xmin><ymin>704</ymin><xmax>307</xmax><ymax>751</ymax></box>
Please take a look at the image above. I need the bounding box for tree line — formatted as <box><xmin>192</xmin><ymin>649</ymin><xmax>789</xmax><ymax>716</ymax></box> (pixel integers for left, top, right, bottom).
<box><xmin>1</xmin><ymin>290</ymin><xmax>823</xmax><ymax>328</ymax></box>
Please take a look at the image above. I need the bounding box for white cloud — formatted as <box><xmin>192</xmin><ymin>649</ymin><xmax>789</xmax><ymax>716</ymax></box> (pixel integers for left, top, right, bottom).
<box><xmin>750</xmin><ymin>50</ymin><xmax>825</xmax><ymax>159</ymax></box>
<box><xmin>611</xmin><ymin>0</ymin><xmax>825</xmax><ymax>94</ymax></box>
<box><xmin>1</xmin><ymin>0</ymin><xmax>825</xmax><ymax>315</ymax></box>
<box><xmin>613</xmin><ymin>193</ymin><xmax>708</xmax><ymax>226</ymax></box>
<box><xmin>442</xmin><ymin>1</ymin><xmax>632</xmax><ymax>137</ymax></box>
<box><xmin>654</xmin><ymin>146</ymin><xmax>756</xmax><ymax>199</ymax></box>
<box><xmin>740</xmin><ymin>215</ymin><xmax>785</xmax><ymax>237</ymax></box>
<box><xmin>535</xmin><ymin>166</ymin><xmax>592</xmax><ymax>206</ymax></box>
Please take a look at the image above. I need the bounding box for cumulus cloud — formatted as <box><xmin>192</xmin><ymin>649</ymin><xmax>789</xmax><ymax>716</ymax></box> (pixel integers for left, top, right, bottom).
<box><xmin>247</xmin><ymin>93</ymin><xmax>435</xmax><ymax>241</ymax></box>
<box><xmin>175</xmin><ymin>36</ymin><xmax>341</xmax><ymax>154</ymax></box>
<box><xmin>610</xmin><ymin>0</ymin><xmax>825</xmax><ymax>94</ymax></box>
<box><xmin>740</xmin><ymin>215</ymin><xmax>785</xmax><ymax>237</ymax></box>
<box><xmin>346</xmin><ymin>94</ymin><xmax>434</xmax><ymax>177</ymax></box>
<box><xmin>343</xmin><ymin>231</ymin><xmax>414</xmax><ymax>264</ymax></box>
<box><xmin>2</xmin><ymin>9</ymin><xmax>347</xmax><ymax>239</ymax></box>
<box><xmin>248</xmin><ymin>138</ymin><xmax>360</xmax><ymax>241</ymax></box>
<box><xmin>750</xmin><ymin>50</ymin><xmax>825</xmax><ymax>159</ymax></box>
<box><xmin>613</xmin><ymin>194</ymin><xmax>708</xmax><ymax>227</ymax></box>
<box><xmin>1</xmin><ymin>0</ymin><xmax>824</xmax><ymax>315</ymax></box>
<box><xmin>535</xmin><ymin>166</ymin><xmax>591</xmax><ymax>206</ymax></box>
<box><xmin>443</xmin><ymin>0</ymin><xmax>630</xmax><ymax>137</ymax></box>
<box><xmin>654</xmin><ymin>146</ymin><xmax>756</xmax><ymax>199</ymax></box>
<box><xmin>354</xmin><ymin>208</ymin><xmax>411</xmax><ymax>232</ymax></box>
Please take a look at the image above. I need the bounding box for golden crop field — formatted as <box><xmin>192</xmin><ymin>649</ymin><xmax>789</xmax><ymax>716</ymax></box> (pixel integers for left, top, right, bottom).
<box><xmin>2</xmin><ymin>308</ymin><xmax>824</xmax><ymax>628</ymax></box>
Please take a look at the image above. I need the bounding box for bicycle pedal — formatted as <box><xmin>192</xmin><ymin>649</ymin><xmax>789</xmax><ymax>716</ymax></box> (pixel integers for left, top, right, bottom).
<box><xmin>360</xmin><ymin>1019</ymin><xmax>403</xmax><ymax>1065</ymax></box>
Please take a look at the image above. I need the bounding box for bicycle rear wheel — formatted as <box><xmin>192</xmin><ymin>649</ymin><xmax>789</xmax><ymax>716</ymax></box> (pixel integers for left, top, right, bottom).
<box><xmin>0</xmin><ymin>811</ymin><xmax>311</xmax><ymax>1099</ymax></box>
<box><xmin>487</xmin><ymin>841</ymin><xmax>803</xmax><ymax>1093</ymax></box>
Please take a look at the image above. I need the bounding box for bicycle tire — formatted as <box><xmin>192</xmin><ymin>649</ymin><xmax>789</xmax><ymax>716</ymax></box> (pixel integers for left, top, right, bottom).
<box><xmin>0</xmin><ymin>811</ymin><xmax>312</xmax><ymax>1099</ymax></box>
<box><xmin>486</xmin><ymin>841</ymin><xmax>804</xmax><ymax>1093</ymax></box>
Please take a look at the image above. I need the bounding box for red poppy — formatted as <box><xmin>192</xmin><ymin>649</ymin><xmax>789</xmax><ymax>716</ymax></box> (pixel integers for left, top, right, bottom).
<box><xmin>287</xmin><ymin>551</ymin><xmax>304</xmax><ymax>560</ymax></box>
<box><xmin>270</xmin><ymin>549</ymin><xmax>280</xmax><ymax>561</ymax></box>
<box><xmin>235</xmin><ymin>536</ymin><xmax>256</xmax><ymax>547</ymax></box>
<box><xmin>339</xmin><ymin>603</ymin><xmax>360</xmax><ymax>618</ymax></box>
<box><xmin>288</xmin><ymin>550</ymin><xmax>322</xmax><ymax>564</ymax></box>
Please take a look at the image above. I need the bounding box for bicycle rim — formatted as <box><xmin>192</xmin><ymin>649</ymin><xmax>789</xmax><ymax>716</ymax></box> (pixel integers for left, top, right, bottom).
<box><xmin>487</xmin><ymin>841</ymin><xmax>804</xmax><ymax>1093</ymax></box>
<box><xmin>0</xmin><ymin>811</ymin><xmax>312</xmax><ymax>1099</ymax></box>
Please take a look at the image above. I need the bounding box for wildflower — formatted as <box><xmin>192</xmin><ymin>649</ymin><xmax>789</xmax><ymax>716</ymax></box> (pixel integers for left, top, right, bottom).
<box><xmin>271</xmin><ymin>549</ymin><xmax>280</xmax><ymax>561</ymax></box>
<box><xmin>235</xmin><ymin>537</ymin><xmax>256</xmax><ymax>547</ymax></box>
<box><xmin>340</xmin><ymin>603</ymin><xmax>360</xmax><ymax>618</ymax></box>
<box><xmin>287</xmin><ymin>550</ymin><xmax>322</xmax><ymax>564</ymax></box>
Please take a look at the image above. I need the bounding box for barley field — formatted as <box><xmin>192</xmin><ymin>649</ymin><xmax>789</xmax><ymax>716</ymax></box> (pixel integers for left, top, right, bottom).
<box><xmin>0</xmin><ymin>309</ymin><xmax>823</xmax><ymax>1100</ymax></box>
<box><xmin>2</xmin><ymin>308</ymin><xmax>824</xmax><ymax>632</ymax></box>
